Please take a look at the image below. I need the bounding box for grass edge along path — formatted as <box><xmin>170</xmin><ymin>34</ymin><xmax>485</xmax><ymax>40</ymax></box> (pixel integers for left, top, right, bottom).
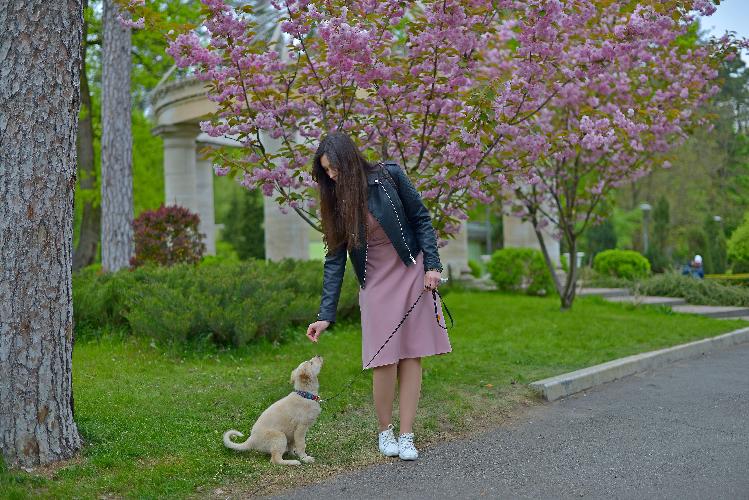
<box><xmin>0</xmin><ymin>292</ymin><xmax>745</xmax><ymax>499</ymax></box>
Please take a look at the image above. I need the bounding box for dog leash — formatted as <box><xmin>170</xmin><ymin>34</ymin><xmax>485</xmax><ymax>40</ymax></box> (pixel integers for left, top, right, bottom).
<box><xmin>320</xmin><ymin>288</ymin><xmax>453</xmax><ymax>405</ymax></box>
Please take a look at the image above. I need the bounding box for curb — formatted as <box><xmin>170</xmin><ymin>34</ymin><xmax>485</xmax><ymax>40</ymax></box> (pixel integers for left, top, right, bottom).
<box><xmin>529</xmin><ymin>326</ymin><xmax>749</xmax><ymax>401</ymax></box>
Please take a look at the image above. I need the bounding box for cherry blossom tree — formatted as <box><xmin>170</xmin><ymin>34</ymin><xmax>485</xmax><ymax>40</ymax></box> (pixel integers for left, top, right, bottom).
<box><xmin>122</xmin><ymin>0</ymin><xmax>740</xmax><ymax>266</ymax></box>
<box><xmin>498</xmin><ymin>0</ymin><xmax>747</xmax><ymax>308</ymax></box>
<box><xmin>130</xmin><ymin>0</ymin><xmax>659</xmax><ymax>237</ymax></box>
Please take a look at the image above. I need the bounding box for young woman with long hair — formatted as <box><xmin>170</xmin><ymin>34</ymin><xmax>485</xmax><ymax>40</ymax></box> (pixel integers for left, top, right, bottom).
<box><xmin>306</xmin><ymin>131</ymin><xmax>452</xmax><ymax>461</ymax></box>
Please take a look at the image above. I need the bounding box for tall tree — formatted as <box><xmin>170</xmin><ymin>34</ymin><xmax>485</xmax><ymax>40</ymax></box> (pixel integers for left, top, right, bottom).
<box><xmin>0</xmin><ymin>0</ymin><xmax>83</xmax><ymax>467</ymax></box>
<box><xmin>101</xmin><ymin>0</ymin><xmax>134</xmax><ymax>271</ymax></box>
<box><xmin>74</xmin><ymin>0</ymin><xmax>103</xmax><ymax>271</ymax></box>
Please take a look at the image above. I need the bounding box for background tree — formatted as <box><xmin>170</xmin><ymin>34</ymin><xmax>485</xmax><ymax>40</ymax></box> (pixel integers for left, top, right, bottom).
<box><xmin>76</xmin><ymin>1</ymin><xmax>198</xmax><ymax>270</ymax></box>
<box><xmin>620</xmin><ymin>54</ymin><xmax>749</xmax><ymax>266</ymax></box>
<box><xmin>505</xmin><ymin>1</ymin><xmax>741</xmax><ymax>308</ymax></box>
<box><xmin>0</xmin><ymin>0</ymin><xmax>83</xmax><ymax>467</ymax></box>
<box><xmin>222</xmin><ymin>189</ymin><xmax>265</xmax><ymax>260</ymax></box>
<box><xmin>647</xmin><ymin>196</ymin><xmax>671</xmax><ymax>273</ymax></box>
<box><xmin>704</xmin><ymin>214</ymin><xmax>727</xmax><ymax>273</ymax></box>
<box><xmin>74</xmin><ymin>0</ymin><xmax>103</xmax><ymax>271</ymax></box>
<box><xmin>101</xmin><ymin>0</ymin><xmax>135</xmax><ymax>271</ymax></box>
<box><xmin>582</xmin><ymin>218</ymin><xmax>618</xmax><ymax>266</ymax></box>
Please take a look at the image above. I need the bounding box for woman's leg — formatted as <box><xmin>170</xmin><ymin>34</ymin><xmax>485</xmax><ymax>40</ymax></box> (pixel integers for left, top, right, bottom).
<box><xmin>397</xmin><ymin>357</ymin><xmax>422</xmax><ymax>434</ymax></box>
<box><xmin>372</xmin><ymin>363</ymin><xmax>398</xmax><ymax>432</ymax></box>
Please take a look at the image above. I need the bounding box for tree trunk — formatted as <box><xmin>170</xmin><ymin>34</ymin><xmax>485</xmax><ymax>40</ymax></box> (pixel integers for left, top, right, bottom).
<box><xmin>73</xmin><ymin>0</ymin><xmax>101</xmax><ymax>271</ymax></box>
<box><xmin>101</xmin><ymin>0</ymin><xmax>134</xmax><ymax>272</ymax></box>
<box><xmin>560</xmin><ymin>234</ymin><xmax>579</xmax><ymax>310</ymax></box>
<box><xmin>0</xmin><ymin>0</ymin><xmax>83</xmax><ymax>468</ymax></box>
<box><xmin>532</xmin><ymin>220</ymin><xmax>563</xmax><ymax>297</ymax></box>
<box><xmin>530</xmin><ymin>217</ymin><xmax>578</xmax><ymax>310</ymax></box>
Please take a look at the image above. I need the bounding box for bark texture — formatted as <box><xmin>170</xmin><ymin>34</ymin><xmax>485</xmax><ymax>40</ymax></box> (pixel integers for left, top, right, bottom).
<box><xmin>101</xmin><ymin>0</ymin><xmax>134</xmax><ymax>272</ymax></box>
<box><xmin>73</xmin><ymin>0</ymin><xmax>101</xmax><ymax>271</ymax></box>
<box><xmin>0</xmin><ymin>0</ymin><xmax>84</xmax><ymax>468</ymax></box>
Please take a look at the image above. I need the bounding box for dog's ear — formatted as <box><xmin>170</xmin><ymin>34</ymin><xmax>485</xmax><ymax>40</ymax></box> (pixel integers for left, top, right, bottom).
<box><xmin>290</xmin><ymin>367</ymin><xmax>297</xmax><ymax>385</ymax></box>
<box><xmin>297</xmin><ymin>368</ymin><xmax>311</xmax><ymax>385</ymax></box>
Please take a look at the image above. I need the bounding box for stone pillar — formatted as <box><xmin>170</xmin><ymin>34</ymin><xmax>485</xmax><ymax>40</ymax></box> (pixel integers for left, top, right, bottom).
<box><xmin>158</xmin><ymin>123</ymin><xmax>199</xmax><ymax>213</ymax></box>
<box><xmin>260</xmin><ymin>130</ymin><xmax>309</xmax><ymax>261</ymax></box>
<box><xmin>154</xmin><ymin>123</ymin><xmax>218</xmax><ymax>256</ymax></box>
<box><xmin>440</xmin><ymin>221</ymin><xmax>472</xmax><ymax>279</ymax></box>
<box><xmin>263</xmin><ymin>197</ymin><xmax>310</xmax><ymax>261</ymax></box>
<box><xmin>195</xmin><ymin>143</ymin><xmax>216</xmax><ymax>255</ymax></box>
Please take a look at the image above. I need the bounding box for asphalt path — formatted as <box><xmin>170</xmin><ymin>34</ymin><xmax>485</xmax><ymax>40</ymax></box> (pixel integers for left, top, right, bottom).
<box><xmin>274</xmin><ymin>342</ymin><xmax>749</xmax><ymax>499</ymax></box>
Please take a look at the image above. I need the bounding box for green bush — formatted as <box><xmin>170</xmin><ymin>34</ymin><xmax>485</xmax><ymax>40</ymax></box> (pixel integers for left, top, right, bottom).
<box><xmin>73</xmin><ymin>259</ymin><xmax>360</xmax><ymax>347</ymax></box>
<box><xmin>728</xmin><ymin>213</ymin><xmax>749</xmax><ymax>273</ymax></box>
<box><xmin>578</xmin><ymin>266</ymin><xmax>633</xmax><ymax>288</ymax></box>
<box><xmin>636</xmin><ymin>272</ymin><xmax>749</xmax><ymax>307</ymax></box>
<box><xmin>487</xmin><ymin>248</ymin><xmax>554</xmax><ymax>296</ymax></box>
<box><xmin>593</xmin><ymin>249</ymin><xmax>650</xmax><ymax>280</ymax></box>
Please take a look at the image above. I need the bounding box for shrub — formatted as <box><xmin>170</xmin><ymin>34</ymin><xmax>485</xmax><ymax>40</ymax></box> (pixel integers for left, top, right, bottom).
<box><xmin>706</xmin><ymin>273</ymin><xmax>749</xmax><ymax>287</ymax></box>
<box><xmin>578</xmin><ymin>266</ymin><xmax>633</xmax><ymax>288</ymax></box>
<box><xmin>728</xmin><ymin>213</ymin><xmax>749</xmax><ymax>273</ymax></box>
<box><xmin>594</xmin><ymin>249</ymin><xmax>650</xmax><ymax>280</ymax></box>
<box><xmin>636</xmin><ymin>272</ymin><xmax>749</xmax><ymax>307</ymax></box>
<box><xmin>487</xmin><ymin>248</ymin><xmax>554</xmax><ymax>296</ymax></box>
<box><xmin>130</xmin><ymin>204</ymin><xmax>206</xmax><ymax>268</ymax></box>
<box><xmin>72</xmin><ymin>259</ymin><xmax>360</xmax><ymax>347</ymax></box>
<box><xmin>72</xmin><ymin>264</ymin><xmax>139</xmax><ymax>330</ymax></box>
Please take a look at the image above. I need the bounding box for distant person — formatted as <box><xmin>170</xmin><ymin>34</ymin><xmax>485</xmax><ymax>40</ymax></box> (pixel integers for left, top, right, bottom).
<box><xmin>682</xmin><ymin>254</ymin><xmax>704</xmax><ymax>279</ymax></box>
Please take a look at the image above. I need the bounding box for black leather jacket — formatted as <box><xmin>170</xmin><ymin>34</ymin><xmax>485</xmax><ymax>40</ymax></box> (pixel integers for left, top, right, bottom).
<box><xmin>317</xmin><ymin>161</ymin><xmax>443</xmax><ymax>323</ymax></box>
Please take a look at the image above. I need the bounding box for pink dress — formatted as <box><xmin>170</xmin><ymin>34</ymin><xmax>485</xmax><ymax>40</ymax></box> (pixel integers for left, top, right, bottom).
<box><xmin>358</xmin><ymin>211</ymin><xmax>452</xmax><ymax>369</ymax></box>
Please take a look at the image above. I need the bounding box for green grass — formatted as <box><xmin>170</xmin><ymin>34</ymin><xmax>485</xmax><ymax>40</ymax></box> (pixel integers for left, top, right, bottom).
<box><xmin>2</xmin><ymin>292</ymin><xmax>745</xmax><ymax>499</ymax></box>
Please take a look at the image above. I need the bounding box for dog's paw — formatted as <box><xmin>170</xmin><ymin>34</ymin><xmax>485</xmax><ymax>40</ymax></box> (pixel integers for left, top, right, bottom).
<box><xmin>301</xmin><ymin>455</ymin><xmax>315</xmax><ymax>463</ymax></box>
<box><xmin>288</xmin><ymin>459</ymin><xmax>302</xmax><ymax>466</ymax></box>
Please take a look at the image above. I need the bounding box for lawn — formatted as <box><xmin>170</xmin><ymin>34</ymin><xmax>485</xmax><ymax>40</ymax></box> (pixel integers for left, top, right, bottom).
<box><xmin>1</xmin><ymin>291</ymin><xmax>745</xmax><ymax>499</ymax></box>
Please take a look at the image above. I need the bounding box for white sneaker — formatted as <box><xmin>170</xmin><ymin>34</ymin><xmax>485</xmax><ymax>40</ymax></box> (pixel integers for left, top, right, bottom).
<box><xmin>378</xmin><ymin>424</ymin><xmax>399</xmax><ymax>457</ymax></box>
<box><xmin>398</xmin><ymin>432</ymin><xmax>418</xmax><ymax>460</ymax></box>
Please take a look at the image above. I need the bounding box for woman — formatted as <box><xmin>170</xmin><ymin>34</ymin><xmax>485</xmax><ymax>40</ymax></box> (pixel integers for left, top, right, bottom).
<box><xmin>306</xmin><ymin>131</ymin><xmax>452</xmax><ymax>461</ymax></box>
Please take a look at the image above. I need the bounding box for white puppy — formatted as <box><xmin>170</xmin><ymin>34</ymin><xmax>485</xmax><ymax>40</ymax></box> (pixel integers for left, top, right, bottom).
<box><xmin>223</xmin><ymin>355</ymin><xmax>323</xmax><ymax>465</ymax></box>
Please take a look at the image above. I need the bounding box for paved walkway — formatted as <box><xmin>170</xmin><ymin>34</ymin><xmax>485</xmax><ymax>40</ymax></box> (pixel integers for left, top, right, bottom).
<box><xmin>274</xmin><ymin>342</ymin><xmax>749</xmax><ymax>499</ymax></box>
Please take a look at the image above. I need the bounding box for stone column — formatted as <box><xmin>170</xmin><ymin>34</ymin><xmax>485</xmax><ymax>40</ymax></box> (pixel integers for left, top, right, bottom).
<box><xmin>157</xmin><ymin>123</ymin><xmax>199</xmax><ymax>214</ymax></box>
<box><xmin>195</xmin><ymin>143</ymin><xmax>217</xmax><ymax>255</ymax></box>
<box><xmin>260</xmin><ymin>131</ymin><xmax>309</xmax><ymax>261</ymax></box>
<box><xmin>263</xmin><ymin>197</ymin><xmax>310</xmax><ymax>261</ymax></box>
<box><xmin>440</xmin><ymin>221</ymin><xmax>472</xmax><ymax>279</ymax></box>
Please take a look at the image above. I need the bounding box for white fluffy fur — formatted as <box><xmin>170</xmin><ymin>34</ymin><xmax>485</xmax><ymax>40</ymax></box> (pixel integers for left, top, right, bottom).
<box><xmin>222</xmin><ymin>355</ymin><xmax>323</xmax><ymax>466</ymax></box>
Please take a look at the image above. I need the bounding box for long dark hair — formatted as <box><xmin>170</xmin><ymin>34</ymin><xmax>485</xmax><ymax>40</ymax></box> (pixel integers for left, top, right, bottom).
<box><xmin>312</xmin><ymin>132</ymin><xmax>374</xmax><ymax>253</ymax></box>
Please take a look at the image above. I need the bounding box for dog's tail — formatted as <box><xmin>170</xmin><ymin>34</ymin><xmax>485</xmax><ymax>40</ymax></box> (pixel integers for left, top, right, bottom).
<box><xmin>223</xmin><ymin>429</ymin><xmax>254</xmax><ymax>451</ymax></box>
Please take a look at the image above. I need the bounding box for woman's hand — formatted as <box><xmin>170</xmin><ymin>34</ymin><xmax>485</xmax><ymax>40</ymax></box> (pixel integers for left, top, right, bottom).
<box><xmin>306</xmin><ymin>320</ymin><xmax>330</xmax><ymax>343</ymax></box>
<box><xmin>424</xmin><ymin>270</ymin><xmax>441</xmax><ymax>290</ymax></box>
